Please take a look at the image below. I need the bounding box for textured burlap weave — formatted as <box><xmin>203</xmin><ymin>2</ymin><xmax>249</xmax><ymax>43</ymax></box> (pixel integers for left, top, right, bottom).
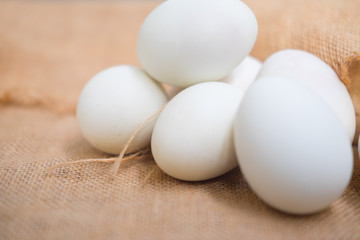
<box><xmin>0</xmin><ymin>0</ymin><xmax>359</xmax><ymax>239</ymax></box>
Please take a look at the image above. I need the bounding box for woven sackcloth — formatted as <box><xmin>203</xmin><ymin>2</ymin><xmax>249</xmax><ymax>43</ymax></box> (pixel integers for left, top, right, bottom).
<box><xmin>0</xmin><ymin>0</ymin><xmax>359</xmax><ymax>239</ymax></box>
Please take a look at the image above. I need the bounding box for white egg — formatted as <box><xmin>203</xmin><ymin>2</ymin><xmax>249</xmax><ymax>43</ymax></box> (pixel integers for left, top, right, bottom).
<box><xmin>137</xmin><ymin>0</ymin><xmax>258</xmax><ymax>88</ymax></box>
<box><xmin>151</xmin><ymin>82</ymin><xmax>243</xmax><ymax>181</ymax></box>
<box><xmin>77</xmin><ymin>65</ymin><xmax>168</xmax><ymax>154</ymax></box>
<box><xmin>234</xmin><ymin>76</ymin><xmax>353</xmax><ymax>215</ymax></box>
<box><xmin>165</xmin><ymin>56</ymin><xmax>262</xmax><ymax>99</ymax></box>
<box><xmin>256</xmin><ymin>49</ymin><xmax>356</xmax><ymax>141</ymax></box>
<box><xmin>221</xmin><ymin>56</ymin><xmax>262</xmax><ymax>91</ymax></box>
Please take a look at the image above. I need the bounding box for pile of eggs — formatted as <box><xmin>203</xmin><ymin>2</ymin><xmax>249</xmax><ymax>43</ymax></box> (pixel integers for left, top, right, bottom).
<box><xmin>76</xmin><ymin>0</ymin><xmax>356</xmax><ymax>215</ymax></box>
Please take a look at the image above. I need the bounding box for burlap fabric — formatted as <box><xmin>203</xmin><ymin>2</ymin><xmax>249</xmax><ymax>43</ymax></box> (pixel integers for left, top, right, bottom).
<box><xmin>0</xmin><ymin>0</ymin><xmax>359</xmax><ymax>239</ymax></box>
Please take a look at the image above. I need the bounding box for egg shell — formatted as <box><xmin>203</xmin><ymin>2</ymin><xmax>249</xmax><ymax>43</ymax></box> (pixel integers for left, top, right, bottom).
<box><xmin>151</xmin><ymin>82</ymin><xmax>243</xmax><ymax>181</ymax></box>
<box><xmin>164</xmin><ymin>56</ymin><xmax>262</xmax><ymax>99</ymax></box>
<box><xmin>76</xmin><ymin>65</ymin><xmax>168</xmax><ymax>154</ymax></box>
<box><xmin>256</xmin><ymin>49</ymin><xmax>356</xmax><ymax>141</ymax></box>
<box><xmin>234</xmin><ymin>76</ymin><xmax>353</xmax><ymax>215</ymax></box>
<box><xmin>221</xmin><ymin>56</ymin><xmax>262</xmax><ymax>92</ymax></box>
<box><xmin>137</xmin><ymin>0</ymin><xmax>258</xmax><ymax>88</ymax></box>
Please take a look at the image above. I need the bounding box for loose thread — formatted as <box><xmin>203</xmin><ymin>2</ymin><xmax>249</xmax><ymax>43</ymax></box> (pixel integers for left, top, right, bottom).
<box><xmin>47</xmin><ymin>148</ymin><xmax>151</xmax><ymax>174</ymax></box>
<box><xmin>47</xmin><ymin>103</ymin><xmax>167</xmax><ymax>179</ymax></box>
<box><xmin>110</xmin><ymin>103</ymin><xmax>167</xmax><ymax>177</ymax></box>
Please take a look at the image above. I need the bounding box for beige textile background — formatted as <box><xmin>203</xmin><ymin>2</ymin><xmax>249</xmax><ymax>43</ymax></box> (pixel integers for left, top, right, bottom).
<box><xmin>0</xmin><ymin>0</ymin><xmax>360</xmax><ymax>239</ymax></box>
